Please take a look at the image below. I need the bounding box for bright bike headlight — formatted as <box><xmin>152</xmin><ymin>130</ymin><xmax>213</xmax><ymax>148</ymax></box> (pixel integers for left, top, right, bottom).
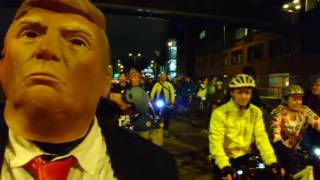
<box><xmin>155</xmin><ymin>100</ymin><xmax>165</xmax><ymax>108</ymax></box>
<box><xmin>256</xmin><ymin>163</ymin><xmax>265</xmax><ymax>169</ymax></box>
<box><xmin>236</xmin><ymin>170</ymin><xmax>243</xmax><ymax>175</ymax></box>
<box><xmin>313</xmin><ymin>147</ymin><xmax>320</xmax><ymax>157</ymax></box>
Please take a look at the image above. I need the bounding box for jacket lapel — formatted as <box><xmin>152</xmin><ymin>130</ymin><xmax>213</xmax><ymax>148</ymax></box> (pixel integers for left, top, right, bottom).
<box><xmin>0</xmin><ymin>102</ymin><xmax>8</xmax><ymax>175</ymax></box>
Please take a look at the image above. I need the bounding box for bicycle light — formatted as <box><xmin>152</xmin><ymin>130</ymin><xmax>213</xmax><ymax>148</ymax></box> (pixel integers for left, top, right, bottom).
<box><xmin>257</xmin><ymin>163</ymin><xmax>265</xmax><ymax>169</ymax></box>
<box><xmin>313</xmin><ymin>147</ymin><xmax>320</xmax><ymax>158</ymax></box>
<box><xmin>155</xmin><ymin>100</ymin><xmax>165</xmax><ymax>108</ymax></box>
<box><xmin>237</xmin><ymin>170</ymin><xmax>243</xmax><ymax>175</ymax></box>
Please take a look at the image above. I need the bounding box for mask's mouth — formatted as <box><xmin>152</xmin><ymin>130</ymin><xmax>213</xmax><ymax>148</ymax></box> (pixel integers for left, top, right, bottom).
<box><xmin>24</xmin><ymin>72</ymin><xmax>64</xmax><ymax>87</ymax></box>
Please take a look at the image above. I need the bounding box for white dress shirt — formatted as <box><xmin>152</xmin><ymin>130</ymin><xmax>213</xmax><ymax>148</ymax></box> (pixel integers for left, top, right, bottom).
<box><xmin>1</xmin><ymin>118</ymin><xmax>117</xmax><ymax>180</ymax></box>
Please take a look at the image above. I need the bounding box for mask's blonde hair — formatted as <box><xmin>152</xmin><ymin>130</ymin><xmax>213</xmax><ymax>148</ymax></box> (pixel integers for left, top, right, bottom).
<box><xmin>15</xmin><ymin>0</ymin><xmax>106</xmax><ymax>29</ymax></box>
<box><xmin>2</xmin><ymin>0</ymin><xmax>110</xmax><ymax>69</ymax></box>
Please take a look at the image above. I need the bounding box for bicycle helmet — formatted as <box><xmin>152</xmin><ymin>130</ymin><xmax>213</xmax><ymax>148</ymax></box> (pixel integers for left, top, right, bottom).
<box><xmin>228</xmin><ymin>73</ymin><xmax>256</xmax><ymax>88</ymax></box>
<box><xmin>312</xmin><ymin>76</ymin><xmax>320</xmax><ymax>85</ymax></box>
<box><xmin>282</xmin><ymin>84</ymin><xmax>304</xmax><ymax>97</ymax></box>
<box><xmin>125</xmin><ymin>86</ymin><xmax>150</xmax><ymax>113</ymax></box>
<box><xmin>128</xmin><ymin>68</ymin><xmax>140</xmax><ymax>77</ymax></box>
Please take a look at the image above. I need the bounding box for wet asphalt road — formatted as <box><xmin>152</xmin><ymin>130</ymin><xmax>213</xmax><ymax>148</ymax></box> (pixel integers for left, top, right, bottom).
<box><xmin>162</xmin><ymin>112</ymin><xmax>212</xmax><ymax>180</ymax></box>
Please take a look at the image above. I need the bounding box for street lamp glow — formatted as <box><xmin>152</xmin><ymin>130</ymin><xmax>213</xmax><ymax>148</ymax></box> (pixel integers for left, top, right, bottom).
<box><xmin>117</xmin><ymin>63</ymin><xmax>121</xmax><ymax>66</ymax></box>
<box><xmin>128</xmin><ymin>53</ymin><xmax>133</xmax><ymax>57</ymax></box>
<box><xmin>137</xmin><ymin>53</ymin><xmax>142</xmax><ymax>57</ymax></box>
<box><xmin>120</xmin><ymin>65</ymin><xmax>124</xmax><ymax>69</ymax></box>
<box><xmin>293</xmin><ymin>0</ymin><xmax>299</xmax><ymax>4</ymax></box>
<box><xmin>151</xmin><ymin>60</ymin><xmax>154</xmax><ymax>63</ymax></box>
<box><xmin>295</xmin><ymin>5</ymin><xmax>301</xmax><ymax>9</ymax></box>
<box><xmin>168</xmin><ymin>42</ymin><xmax>173</xmax><ymax>47</ymax></box>
<box><xmin>117</xmin><ymin>59</ymin><xmax>121</xmax><ymax>62</ymax></box>
<box><xmin>283</xmin><ymin>4</ymin><xmax>289</xmax><ymax>9</ymax></box>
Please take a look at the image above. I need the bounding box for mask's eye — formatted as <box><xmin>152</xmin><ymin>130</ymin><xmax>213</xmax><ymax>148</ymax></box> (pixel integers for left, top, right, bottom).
<box><xmin>21</xmin><ymin>30</ymin><xmax>39</xmax><ymax>38</ymax></box>
<box><xmin>70</xmin><ymin>38</ymin><xmax>87</xmax><ymax>47</ymax></box>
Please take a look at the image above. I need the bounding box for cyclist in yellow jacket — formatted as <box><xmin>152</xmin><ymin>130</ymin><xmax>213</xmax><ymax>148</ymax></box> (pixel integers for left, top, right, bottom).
<box><xmin>150</xmin><ymin>72</ymin><xmax>175</xmax><ymax>138</ymax></box>
<box><xmin>209</xmin><ymin>73</ymin><xmax>281</xmax><ymax>179</ymax></box>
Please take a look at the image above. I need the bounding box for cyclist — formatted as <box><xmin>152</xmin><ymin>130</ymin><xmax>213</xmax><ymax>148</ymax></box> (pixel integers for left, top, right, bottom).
<box><xmin>271</xmin><ymin>84</ymin><xmax>320</xmax><ymax>178</ymax></box>
<box><xmin>150</xmin><ymin>72</ymin><xmax>175</xmax><ymax>138</ymax></box>
<box><xmin>196</xmin><ymin>77</ymin><xmax>208</xmax><ymax>113</ymax></box>
<box><xmin>210</xmin><ymin>80</ymin><xmax>227</xmax><ymax>109</ymax></box>
<box><xmin>124</xmin><ymin>68</ymin><xmax>163</xmax><ymax>145</ymax></box>
<box><xmin>302</xmin><ymin>76</ymin><xmax>320</xmax><ymax>153</ymax></box>
<box><xmin>209</xmin><ymin>73</ymin><xmax>282</xmax><ymax>180</ymax></box>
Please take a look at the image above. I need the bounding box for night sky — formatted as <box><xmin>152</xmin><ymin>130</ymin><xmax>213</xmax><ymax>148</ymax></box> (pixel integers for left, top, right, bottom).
<box><xmin>106</xmin><ymin>14</ymin><xmax>168</xmax><ymax>63</ymax></box>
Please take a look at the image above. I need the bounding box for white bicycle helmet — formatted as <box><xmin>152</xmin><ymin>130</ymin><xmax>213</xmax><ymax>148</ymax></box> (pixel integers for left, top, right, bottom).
<box><xmin>228</xmin><ymin>73</ymin><xmax>256</xmax><ymax>88</ymax></box>
<box><xmin>282</xmin><ymin>84</ymin><xmax>304</xmax><ymax>97</ymax></box>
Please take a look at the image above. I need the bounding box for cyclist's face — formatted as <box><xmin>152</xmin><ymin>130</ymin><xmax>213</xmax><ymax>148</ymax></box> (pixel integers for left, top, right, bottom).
<box><xmin>130</xmin><ymin>73</ymin><xmax>141</xmax><ymax>86</ymax></box>
<box><xmin>287</xmin><ymin>95</ymin><xmax>303</xmax><ymax>111</ymax></box>
<box><xmin>231</xmin><ymin>87</ymin><xmax>252</xmax><ymax>108</ymax></box>
<box><xmin>119</xmin><ymin>74</ymin><xmax>127</xmax><ymax>84</ymax></box>
<box><xmin>216</xmin><ymin>84</ymin><xmax>223</xmax><ymax>90</ymax></box>
<box><xmin>312</xmin><ymin>83</ymin><xmax>320</xmax><ymax>96</ymax></box>
<box><xmin>159</xmin><ymin>73</ymin><xmax>168</xmax><ymax>82</ymax></box>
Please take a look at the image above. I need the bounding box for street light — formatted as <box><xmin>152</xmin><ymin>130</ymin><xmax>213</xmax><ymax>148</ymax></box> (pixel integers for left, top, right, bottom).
<box><xmin>128</xmin><ymin>52</ymin><xmax>142</xmax><ymax>67</ymax></box>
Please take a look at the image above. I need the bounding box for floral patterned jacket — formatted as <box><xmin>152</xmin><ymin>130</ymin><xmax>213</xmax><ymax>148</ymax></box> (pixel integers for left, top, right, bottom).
<box><xmin>271</xmin><ymin>105</ymin><xmax>320</xmax><ymax>148</ymax></box>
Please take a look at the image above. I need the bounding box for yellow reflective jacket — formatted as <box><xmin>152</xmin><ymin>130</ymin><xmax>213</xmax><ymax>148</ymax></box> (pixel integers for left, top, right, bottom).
<box><xmin>150</xmin><ymin>81</ymin><xmax>175</xmax><ymax>105</ymax></box>
<box><xmin>209</xmin><ymin>99</ymin><xmax>277</xmax><ymax>169</ymax></box>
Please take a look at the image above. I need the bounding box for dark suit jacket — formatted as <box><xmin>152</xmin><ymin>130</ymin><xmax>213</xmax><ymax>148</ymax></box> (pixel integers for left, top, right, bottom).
<box><xmin>0</xmin><ymin>99</ymin><xmax>179</xmax><ymax>180</ymax></box>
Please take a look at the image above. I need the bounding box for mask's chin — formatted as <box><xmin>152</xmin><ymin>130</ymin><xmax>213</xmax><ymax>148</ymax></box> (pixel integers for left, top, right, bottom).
<box><xmin>3</xmin><ymin>87</ymin><xmax>86</xmax><ymax>143</ymax></box>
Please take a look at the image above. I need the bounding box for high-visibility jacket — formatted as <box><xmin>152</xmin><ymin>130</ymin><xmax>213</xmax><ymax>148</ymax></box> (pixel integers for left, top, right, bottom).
<box><xmin>196</xmin><ymin>83</ymin><xmax>207</xmax><ymax>101</ymax></box>
<box><xmin>209</xmin><ymin>99</ymin><xmax>277</xmax><ymax>169</ymax></box>
<box><xmin>150</xmin><ymin>81</ymin><xmax>175</xmax><ymax>105</ymax></box>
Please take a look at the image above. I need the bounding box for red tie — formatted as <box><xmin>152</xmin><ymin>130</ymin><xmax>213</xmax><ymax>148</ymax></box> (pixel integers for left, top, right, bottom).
<box><xmin>24</xmin><ymin>156</ymin><xmax>77</xmax><ymax>180</ymax></box>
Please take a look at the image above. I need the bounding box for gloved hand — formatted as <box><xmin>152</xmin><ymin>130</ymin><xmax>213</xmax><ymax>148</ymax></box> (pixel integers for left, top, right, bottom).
<box><xmin>221</xmin><ymin>166</ymin><xmax>235</xmax><ymax>179</ymax></box>
<box><xmin>270</xmin><ymin>163</ymin><xmax>285</xmax><ymax>179</ymax></box>
<box><xmin>168</xmin><ymin>103</ymin><xmax>175</xmax><ymax>109</ymax></box>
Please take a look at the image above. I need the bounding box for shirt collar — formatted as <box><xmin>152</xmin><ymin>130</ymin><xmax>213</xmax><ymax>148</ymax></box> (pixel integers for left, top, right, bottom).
<box><xmin>7</xmin><ymin>117</ymin><xmax>108</xmax><ymax>175</ymax></box>
<box><xmin>227</xmin><ymin>99</ymin><xmax>251</xmax><ymax>111</ymax></box>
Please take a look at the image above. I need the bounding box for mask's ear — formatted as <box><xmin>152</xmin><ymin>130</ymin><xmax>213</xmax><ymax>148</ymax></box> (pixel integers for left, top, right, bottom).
<box><xmin>102</xmin><ymin>69</ymin><xmax>112</xmax><ymax>98</ymax></box>
<box><xmin>1</xmin><ymin>48</ymin><xmax>4</xmax><ymax>62</ymax></box>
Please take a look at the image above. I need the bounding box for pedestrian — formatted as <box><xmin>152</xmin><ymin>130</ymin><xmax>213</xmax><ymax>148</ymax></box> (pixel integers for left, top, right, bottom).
<box><xmin>0</xmin><ymin>0</ymin><xmax>178</xmax><ymax>179</ymax></box>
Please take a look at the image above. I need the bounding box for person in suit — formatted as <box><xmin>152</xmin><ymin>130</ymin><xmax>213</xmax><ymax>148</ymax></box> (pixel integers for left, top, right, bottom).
<box><xmin>0</xmin><ymin>0</ymin><xmax>178</xmax><ymax>179</ymax></box>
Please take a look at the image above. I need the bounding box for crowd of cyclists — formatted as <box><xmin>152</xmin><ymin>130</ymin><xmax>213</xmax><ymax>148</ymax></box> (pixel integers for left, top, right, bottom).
<box><xmin>109</xmin><ymin>68</ymin><xmax>320</xmax><ymax>179</ymax></box>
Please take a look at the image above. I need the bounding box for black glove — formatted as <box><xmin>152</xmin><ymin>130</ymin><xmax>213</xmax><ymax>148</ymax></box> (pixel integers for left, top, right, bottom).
<box><xmin>270</xmin><ymin>163</ymin><xmax>281</xmax><ymax>173</ymax></box>
<box><xmin>273</xmin><ymin>141</ymin><xmax>291</xmax><ymax>158</ymax></box>
<box><xmin>221</xmin><ymin>166</ymin><xmax>235</xmax><ymax>177</ymax></box>
<box><xmin>269</xmin><ymin>163</ymin><xmax>284</xmax><ymax>179</ymax></box>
